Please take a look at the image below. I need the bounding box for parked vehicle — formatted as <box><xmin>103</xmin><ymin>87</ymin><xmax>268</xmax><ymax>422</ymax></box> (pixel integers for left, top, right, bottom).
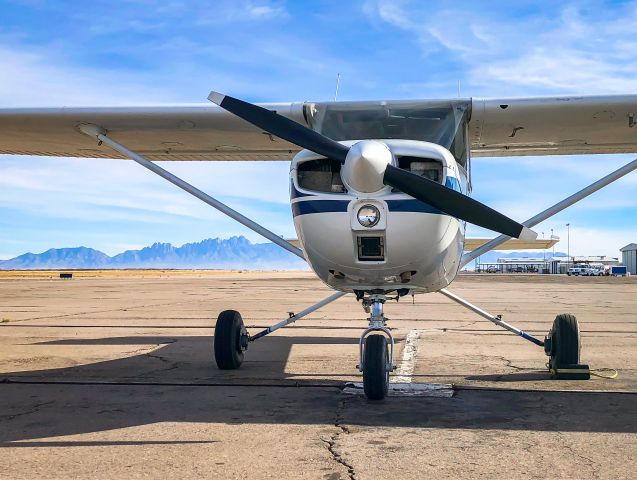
<box><xmin>567</xmin><ymin>267</ymin><xmax>584</xmax><ymax>276</ymax></box>
<box><xmin>582</xmin><ymin>267</ymin><xmax>604</xmax><ymax>276</ymax></box>
<box><xmin>611</xmin><ymin>265</ymin><xmax>628</xmax><ymax>276</ymax></box>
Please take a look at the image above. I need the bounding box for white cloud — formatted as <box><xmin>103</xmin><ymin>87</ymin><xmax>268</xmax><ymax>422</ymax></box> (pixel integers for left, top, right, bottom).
<box><xmin>559</xmin><ymin>226</ymin><xmax>636</xmax><ymax>258</ymax></box>
<box><xmin>247</xmin><ymin>4</ymin><xmax>286</xmax><ymax>19</ymax></box>
<box><xmin>367</xmin><ymin>0</ymin><xmax>637</xmax><ymax>95</ymax></box>
<box><xmin>192</xmin><ymin>1</ymin><xmax>287</xmax><ymax>25</ymax></box>
<box><xmin>465</xmin><ymin>223</ymin><xmax>634</xmax><ymax>258</ymax></box>
<box><xmin>0</xmin><ymin>44</ymin><xmax>177</xmax><ymax>106</ymax></box>
<box><xmin>0</xmin><ymin>156</ymin><xmax>291</xmax><ymax>222</ymax></box>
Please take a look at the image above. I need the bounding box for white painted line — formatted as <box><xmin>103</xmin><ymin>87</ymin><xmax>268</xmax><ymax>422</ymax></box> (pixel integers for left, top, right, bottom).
<box><xmin>343</xmin><ymin>382</ymin><xmax>454</xmax><ymax>397</ymax></box>
<box><xmin>392</xmin><ymin>329</ymin><xmax>421</xmax><ymax>383</ymax></box>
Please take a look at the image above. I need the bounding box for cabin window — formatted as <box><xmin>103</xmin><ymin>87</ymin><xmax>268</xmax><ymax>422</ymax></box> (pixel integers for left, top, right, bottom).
<box><xmin>307</xmin><ymin>99</ymin><xmax>471</xmax><ymax>168</ymax></box>
<box><xmin>297</xmin><ymin>159</ymin><xmax>346</xmax><ymax>193</ymax></box>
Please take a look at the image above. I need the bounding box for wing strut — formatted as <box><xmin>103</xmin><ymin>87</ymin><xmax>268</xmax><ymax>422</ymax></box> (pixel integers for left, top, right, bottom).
<box><xmin>439</xmin><ymin>288</ymin><xmax>544</xmax><ymax>347</ymax></box>
<box><xmin>461</xmin><ymin>156</ymin><xmax>637</xmax><ymax>268</ymax></box>
<box><xmin>79</xmin><ymin>124</ymin><xmax>305</xmax><ymax>260</ymax></box>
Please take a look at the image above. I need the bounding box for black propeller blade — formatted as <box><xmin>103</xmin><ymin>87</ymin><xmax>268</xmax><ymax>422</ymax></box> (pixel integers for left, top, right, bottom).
<box><xmin>383</xmin><ymin>164</ymin><xmax>535</xmax><ymax>240</ymax></box>
<box><xmin>208</xmin><ymin>91</ymin><xmax>536</xmax><ymax>240</ymax></box>
<box><xmin>208</xmin><ymin>92</ymin><xmax>349</xmax><ymax>163</ymax></box>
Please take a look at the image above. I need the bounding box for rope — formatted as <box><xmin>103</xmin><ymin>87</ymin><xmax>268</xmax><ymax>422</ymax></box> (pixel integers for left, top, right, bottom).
<box><xmin>590</xmin><ymin>368</ymin><xmax>619</xmax><ymax>379</ymax></box>
<box><xmin>547</xmin><ymin>363</ymin><xmax>619</xmax><ymax>379</ymax></box>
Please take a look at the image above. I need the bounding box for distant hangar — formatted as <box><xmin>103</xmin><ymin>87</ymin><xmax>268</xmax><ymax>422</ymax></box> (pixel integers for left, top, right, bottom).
<box><xmin>620</xmin><ymin>244</ymin><xmax>637</xmax><ymax>275</ymax></box>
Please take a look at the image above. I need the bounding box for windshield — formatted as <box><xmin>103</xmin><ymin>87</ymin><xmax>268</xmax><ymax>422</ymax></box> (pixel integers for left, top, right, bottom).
<box><xmin>305</xmin><ymin>99</ymin><xmax>471</xmax><ymax>166</ymax></box>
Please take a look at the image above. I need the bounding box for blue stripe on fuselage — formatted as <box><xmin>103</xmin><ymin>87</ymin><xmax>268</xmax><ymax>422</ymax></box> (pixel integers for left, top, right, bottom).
<box><xmin>385</xmin><ymin>200</ymin><xmax>444</xmax><ymax>214</ymax></box>
<box><xmin>291</xmin><ymin>200</ymin><xmax>350</xmax><ymax>217</ymax></box>
<box><xmin>290</xmin><ymin>176</ymin><xmax>462</xmax><ymax>217</ymax></box>
<box><xmin>291</xmin><ymin>199</ymin><xmax>449</xmax><ymax>217</ymax></box>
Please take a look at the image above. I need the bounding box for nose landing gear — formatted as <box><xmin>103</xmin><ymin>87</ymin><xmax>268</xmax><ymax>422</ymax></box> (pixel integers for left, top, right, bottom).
<box><xmin>358</xmin><ymin>295</ymin><xmax>395</xmax><ymax>400</ymax></box>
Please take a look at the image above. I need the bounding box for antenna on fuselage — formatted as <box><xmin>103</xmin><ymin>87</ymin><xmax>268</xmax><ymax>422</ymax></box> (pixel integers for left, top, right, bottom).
<box><xmin>457</xmin><ymin>80</ymin><xmax>461</xmax><ymax>97</ymax></box>
<box><xmin>334</xmin><ymin>73</ymin><xmax>341</xmax><ymax>101</ymax></box>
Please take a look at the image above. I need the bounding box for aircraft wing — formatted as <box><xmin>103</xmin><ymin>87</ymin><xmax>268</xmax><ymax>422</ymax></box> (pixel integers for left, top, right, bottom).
<box><xmin>463</xmin><ymin>237</ymin><xmax>559</xmax><ymax>251</ymax></box>
<box><xmin>1</xmin><ymin>94</ymin><xmax>637</xmax><ymax>161</ymax></box>
<box><xmin>470</xmin><ymin>94</ymin><xmax>637</xmax><ymax>157</ymax></box>
<box><xmin>0</xmin><ymin>104</ymin><xmax>306</xmax><ymax>161</ymax></box>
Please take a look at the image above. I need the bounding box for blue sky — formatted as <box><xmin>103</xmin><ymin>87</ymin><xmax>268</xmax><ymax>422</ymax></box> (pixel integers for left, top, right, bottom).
<box><xmin>1</xmin><ymin>0</ymin><xmax>637</xmax><ymax>259</ymax></box>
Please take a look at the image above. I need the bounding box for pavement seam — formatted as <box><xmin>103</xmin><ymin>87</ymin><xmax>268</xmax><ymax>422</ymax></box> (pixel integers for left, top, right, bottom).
<box><xmin>321</xmin><ymin>396</ymin><xmax>357</xmax><ymax>480</ymax></box>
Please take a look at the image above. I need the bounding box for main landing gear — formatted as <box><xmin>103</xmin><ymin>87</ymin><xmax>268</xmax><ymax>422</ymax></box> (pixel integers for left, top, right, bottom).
<box><xmin>213</xmin><ymin>289</ymin><xmax>590</xmax><ymax>400</ymax></box>
<box><xmin>214</xmin><ymin>310</ymin><xmax>248</xmax><ymax>369</ymax></box>
<box><xmin>545</xmin><ymin>313</ymin><xmax>589</xmax><ymax>379</ymax></box>
<box><xmin>440</xmin><ymin>288</ymin><xmax>589</xmax><ymax>380</ymax></box>
<box><xmin>212</xmin><ymin>291</ymin><xmax>347</xmax><ymax>368</ymax></box>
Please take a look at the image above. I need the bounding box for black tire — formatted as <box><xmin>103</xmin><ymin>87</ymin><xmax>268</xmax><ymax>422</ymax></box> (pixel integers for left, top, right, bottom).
<box><xmin>214</xmin><ymin>310</ymin><xmax>246</xmax><ymax>370</ymax></box>
<box><xmin>550</xmin><ymin>313</ymin><xmax>580</xmax><ymax>367</ymax></box>
<box><xmin>363</xmin><ymin>334</ymin><xmax>389</xmax><ymax>400</ymax></box>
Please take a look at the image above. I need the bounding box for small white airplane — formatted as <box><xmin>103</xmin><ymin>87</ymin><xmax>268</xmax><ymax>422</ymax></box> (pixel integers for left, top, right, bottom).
<box><xmin>2</xmin><ymin>93</ymin><xmax>636</xmax><ymax>398</ymax></box>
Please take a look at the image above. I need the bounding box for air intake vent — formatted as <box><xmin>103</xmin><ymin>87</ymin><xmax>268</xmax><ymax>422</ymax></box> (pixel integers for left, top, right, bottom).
<box><xmin>357</xmin><ymin>236</ymin><xmax>384</xmax><ymax>261</ymax></box>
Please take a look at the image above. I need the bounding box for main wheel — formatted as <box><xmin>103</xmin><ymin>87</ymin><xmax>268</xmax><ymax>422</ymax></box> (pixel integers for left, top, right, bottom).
<box><xmin>363</xmin><ymin>334</ymin><xmax>389</xmax><ymax>400</ymax></box>
<box><xmin>548</xmin><ymin>313</ymin><xmax>580</xmax><ymax>370</ymax></box>
<box><xmin>214</xmin><ymin>310</ymin><xmax>246</xmax><ymax>370</ymax></box>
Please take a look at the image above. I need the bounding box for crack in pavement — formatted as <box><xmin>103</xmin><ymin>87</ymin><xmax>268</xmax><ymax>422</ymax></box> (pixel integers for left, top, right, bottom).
<box><xmin>10</xmin><ymin>300</ymin><xmax>205</xmax><ymax>323</ymax></box>
<box><xmin>322</xmin><ymin>396</ymin><xmax>357</xmax><ymax>480</ymax></box>
<box><xmin>0</xmin><ymin>400</ymin><xmax>55</xmax><ymax>421</ymax></box>
<box><xmin>495</xmin><ymin>355</ymin><xmax>540</xmax><ymax>372</ymax></box>
<box><xmin>143</xmin><ymin>346</ymin><xmax>181</xmax><ymax>376</ymax></box>
<box><xmin>556</xmin><ymin>431</ymin><xmax>601</xmax><ymax>479</ymax></box>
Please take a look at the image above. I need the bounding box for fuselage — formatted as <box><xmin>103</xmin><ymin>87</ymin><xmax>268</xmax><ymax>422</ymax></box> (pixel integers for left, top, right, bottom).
<box><xmin>290</xmin><ymin>140</ymin><xmax>469</xmax><ymax>294</ymax></box>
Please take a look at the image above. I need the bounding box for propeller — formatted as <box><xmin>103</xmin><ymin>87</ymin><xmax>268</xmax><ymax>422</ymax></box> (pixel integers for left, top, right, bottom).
<box><xmin>208</xmin><ymin>92</ymin><xmax>349</xmax><ymax>163</ymax></box>
<box><xmin>383</xmin><ymin>164</ymin><xmax>536</xmax><ymax>240</ymax></box>
<box><xmin>208</xmin><ymin>91</ymin><xmax>536</xmax><ymax>240</ymax></box>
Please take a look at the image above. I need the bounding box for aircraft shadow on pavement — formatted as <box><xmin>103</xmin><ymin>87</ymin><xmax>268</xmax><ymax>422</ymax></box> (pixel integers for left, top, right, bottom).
<box><xmin>9</xmin><ymin>335</ymin><xmax>360</xmax><ymax>383</ymax></box>
<box><xmin>1</xmin><ymin>334</ymin><xmax>636</xmax><ymax>443</ymax></box>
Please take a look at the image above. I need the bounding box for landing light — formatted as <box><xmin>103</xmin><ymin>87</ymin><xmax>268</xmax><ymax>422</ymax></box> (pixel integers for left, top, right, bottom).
<box><xmin>357</xmin><ymin>205</ymin><xmax>380</xmax><ymax>228</ymax></box>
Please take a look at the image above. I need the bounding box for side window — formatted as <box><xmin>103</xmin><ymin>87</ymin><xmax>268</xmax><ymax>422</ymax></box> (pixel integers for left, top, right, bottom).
<box><xmin>297</xmin><ymin>159</ymin><xmax>346</xmax><ymax>193</ymax></box>
<box><xmin>449</xmin><ymin>121</ymin><xmax>468</xmax><ymax>168</ymax></box>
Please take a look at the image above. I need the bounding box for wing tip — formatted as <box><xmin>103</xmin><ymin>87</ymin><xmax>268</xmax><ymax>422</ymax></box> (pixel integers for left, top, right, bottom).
<box><xmin>207</xmin><ymin>91</ymin><xmax>226</xmax><ymax>106</ymax></box>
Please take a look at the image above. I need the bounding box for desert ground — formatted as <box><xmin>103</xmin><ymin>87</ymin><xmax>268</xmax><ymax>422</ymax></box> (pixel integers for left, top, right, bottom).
<box><xmin>0</xmin><ymin>271</ymin><xmax>635</xmax><ymax>479</ymax></box>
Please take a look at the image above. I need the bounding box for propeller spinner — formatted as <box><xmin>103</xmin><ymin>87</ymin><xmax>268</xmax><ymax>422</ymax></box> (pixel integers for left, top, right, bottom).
<box><xmin>207</xmin><ymin>91</ymin><xmax>537</xmax><ymax>241</ymax></box>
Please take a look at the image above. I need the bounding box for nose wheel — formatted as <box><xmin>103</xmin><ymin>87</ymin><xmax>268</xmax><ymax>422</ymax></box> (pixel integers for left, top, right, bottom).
<box><xmin>362</xmin><ymin>334</ymin><xmax>390</xmax><ymax>400</ymax></box>
<box><xmin>358</xmin><ymin>295</ymin><xmax>395</xmax><ymax>400</ymax></box>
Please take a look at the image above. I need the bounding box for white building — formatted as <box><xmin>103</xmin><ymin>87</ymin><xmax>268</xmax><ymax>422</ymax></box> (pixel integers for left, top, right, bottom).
<box><xmin>476</xmin><ymin>255</ymin><xmax>619</xmax><ymax>274</ymax></box>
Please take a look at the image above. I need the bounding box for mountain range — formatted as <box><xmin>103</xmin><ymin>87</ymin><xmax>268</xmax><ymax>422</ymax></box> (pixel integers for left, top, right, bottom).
<box><xmin>0</xmin><ymin>236</ymin><xmax>307</xmax><ymax>270</ymax></box>
<box><xmin>0</xmin><ymin>236</ymin><xmax>566</xmax><ymax>270</ymax></box>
